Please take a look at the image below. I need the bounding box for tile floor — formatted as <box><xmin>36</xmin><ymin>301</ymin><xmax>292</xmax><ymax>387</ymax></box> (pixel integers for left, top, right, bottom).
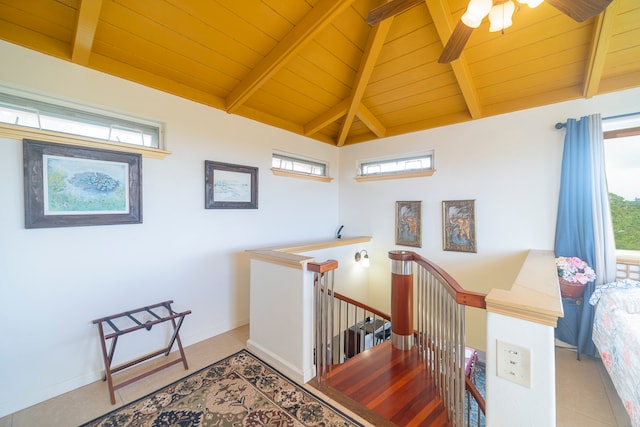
<box><xmin>0</xmin><ymin>327</ymin><xmax>631</xmax><ymax>427</ymax></box>
<box><xmin>555</xmin><ymin>347</ymin><xmax>631</xmax><ymax>427</ymax></box>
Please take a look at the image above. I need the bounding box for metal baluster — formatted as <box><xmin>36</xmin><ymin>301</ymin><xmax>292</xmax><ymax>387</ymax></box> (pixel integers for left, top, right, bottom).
<box><xmin>417</xmin><ymin>267</ymin><xmax>421</xmax><ymax>352</ymax></box>
<box><xmin>328</xmin><ymin>269</ymin><xmax>335</xmax><ymax>373</ymax></box>
<box><xmin>315</xmin><ymin>273</ymin><xmax>321</xmax><ymax>381</ymax></box>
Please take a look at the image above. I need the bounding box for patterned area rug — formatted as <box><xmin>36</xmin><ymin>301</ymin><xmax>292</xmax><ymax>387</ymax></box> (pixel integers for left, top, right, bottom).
<box><xmin>81</xmin><ymin>350</ymin><xmax>362</xmax><ymax>427</ymax></box>
<box><xmin>467</xmin><ymin>362</ymin><xmax>486</xmax><ymax>427</ymax></box>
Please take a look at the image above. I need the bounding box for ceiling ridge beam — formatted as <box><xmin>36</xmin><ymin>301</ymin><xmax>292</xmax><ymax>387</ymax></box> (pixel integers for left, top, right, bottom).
<box><xmin>426</xmin><ymin>0</ymin><xmax>482</xmax><ymax>119</ymax></box>
<box><xmin>72</xmin><ymin>0</ymin><xmax>103</xmax><ymax>65</ymax></box>
<box><xmin>583</xmin><ymin>0</ymin><xmax>618</xmax><ymax>99</ymax></box>
<box><xmin>225</xmin><ymin>0</ymin><xmax>355</xmax><ymax>114</ymax></box>
<box><xmin>337</xmin><ymin>16</ymin><xmax>394</xmax><ymax>146</ymax></box>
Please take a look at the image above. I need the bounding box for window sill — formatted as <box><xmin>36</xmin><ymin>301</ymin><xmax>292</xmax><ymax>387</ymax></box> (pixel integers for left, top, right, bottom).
<box><xmin>616</xmin><ymin>250</ymin><xmax>640</xmax><ymax>263</ymax></box>
<box><xmin>0</xmin><ymin>124</ymin><xmax>170</xmax><ymax>159</ymax></box>
<box><xmin>271</xmin><ymin>168</ymin><xmax>333</xmax><ymax>182</ymax></box>
<box><xmin>355</xmin><ymin>169</ymin><xmax>436</xmax><ymax>182</ymax></box>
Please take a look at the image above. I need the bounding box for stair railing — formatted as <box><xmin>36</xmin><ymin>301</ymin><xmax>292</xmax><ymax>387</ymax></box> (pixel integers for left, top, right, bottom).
<box><xmin>308</xmin><ymin>260</ymin><xmax>391</xmax><ymax>382</ymax></box>
<box><xmin>308</xmin><ymin>260</ymin><xmax>338</xmax><ymax>383</ymax></box>
<box><xmin>309</xmin><ymin>254</ymin><xmax>486</xmax><ymax>427</ymax></box>
<box><xmin>408</xmin><ymin>251</ymin><xmax>487</xmax><ymax>426</ymax></box>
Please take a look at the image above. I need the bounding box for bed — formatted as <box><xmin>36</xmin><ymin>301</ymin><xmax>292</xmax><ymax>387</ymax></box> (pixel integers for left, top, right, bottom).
<box><xmin>590</xmin><ymin>279</ymin><xmax>640</xmax><ymax>426</ymax></box>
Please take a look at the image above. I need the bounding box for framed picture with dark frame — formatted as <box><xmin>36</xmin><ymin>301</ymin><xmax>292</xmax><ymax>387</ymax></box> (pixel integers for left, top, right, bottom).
<box><xmin>23</xmin><ymin>139</ymin><xmax>142</xmax><ymax>229</ymax></box>
<box><xmin>442</xmin><ymin>199</ymin><xmax>476</xmax><ymax>253</ymax></box>
<box><xmin>395</xmin><ymin>200</ymin><xmax>422</xmax><ymax>247</ymax></box>
<box><xmin>205</xmin><ymin>160</ymin><xmax>258</xmax><ymax>209</ymax></box>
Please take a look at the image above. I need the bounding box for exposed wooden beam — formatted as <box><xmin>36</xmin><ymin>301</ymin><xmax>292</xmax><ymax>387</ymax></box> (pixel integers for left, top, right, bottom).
<box><xmin>304</xmin><ymin>99</ymin><xmax>350</xmax><ymax>136</ymax></box>
<box><xmin>225</xmin><ymin>0</ymin><xmax>355</xmax><ymax>114</ymax></box>
<box><xmin>71</xmin><ymin>0</ymin><xmax>103</xmax><ymax>65</ymax></box>
<box><xmin>357</xmin><ymin>103</ymin><xmax>386</xmax><ymax>138</ymax></box>
<box><xmin>426</xmin><ymin>0</ymin><xmax>482</xmax><ymax>119</ymax></box>
<box><xmin>366</xmin><ymin>0</ymin><xmax>424</xmax><ymax>25</ymax></box>
<box><xmin>337</xmin><ymin>17</ymin><xmax>393</xmax><ymax>146</ymax></box>
<box><xmin>583</xmin><ymin>0</ymin><xmax>618</xmax><ymax>98</ymax></box>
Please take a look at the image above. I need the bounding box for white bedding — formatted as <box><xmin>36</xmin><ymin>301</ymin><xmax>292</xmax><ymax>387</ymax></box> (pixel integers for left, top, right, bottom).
<box><xmin>592</xmin><ymin>281</ymin><xmax>640</xmax><ymax>426</ymax></box>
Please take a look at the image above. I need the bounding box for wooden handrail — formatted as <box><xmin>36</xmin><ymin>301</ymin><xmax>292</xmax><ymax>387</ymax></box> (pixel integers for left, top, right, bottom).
<box><xmin>309</xmin><ymin>259</ymin><xmax>390</xmax><ymax>320</ymax></box>
<box><xmin>330</xmin><ymin>289</ymin><xmax>391</xmax><ymax>321</ymax></box>
<box><xmin>466</xmin><ymin>376</ymin><xmax>486</xmax><ymax>414</ymax></box>
<box><xmin>307</xmin><ymin>259</ymin><xmax>339</xmax><ymax>273</ymax></box>
<box><xmin>389</xmin><ymin>250</ymin><xmax>487</xmax><ymax>309</ymax></box>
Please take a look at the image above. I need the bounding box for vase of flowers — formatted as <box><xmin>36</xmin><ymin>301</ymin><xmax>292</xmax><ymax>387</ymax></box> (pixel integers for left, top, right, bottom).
<box><xmin>555</xmin><ymin>256</ymin><xmax>596</xmax><ymax>299</ymax></box>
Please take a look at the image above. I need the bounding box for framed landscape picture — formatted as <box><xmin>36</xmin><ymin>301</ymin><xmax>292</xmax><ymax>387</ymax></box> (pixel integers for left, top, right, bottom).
<box><xmin>442</xmin><ymin>199</ymin><xmax>476</xmax><ymax>253</ymax></box>
<box><xmin>395</xmin><ymin>201</ymin><xmax>422</xmax><ymax>247</ymax></box>
<box><xmin>205</xmin><ymin>160</ymin><xmax>258</xmax><ymax>209</ymax></box>
<box><xmin>23</xmin><ymin>139</ymin><xmax>142</xmax><ymax>228</ymax></box>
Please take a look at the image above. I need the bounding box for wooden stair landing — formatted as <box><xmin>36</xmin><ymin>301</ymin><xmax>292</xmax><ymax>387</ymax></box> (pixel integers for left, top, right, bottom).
<box><xmin>310</xmin><ymin>341</ymin><xmax>451</xmax><ymax>427</ymax></box>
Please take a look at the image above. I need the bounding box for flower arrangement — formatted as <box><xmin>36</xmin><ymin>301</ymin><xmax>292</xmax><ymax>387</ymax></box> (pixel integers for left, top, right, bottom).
<box><xmin>555</xmin><ymin>256</ymin><xmax>596</xmax><ymax>284</ymax></box>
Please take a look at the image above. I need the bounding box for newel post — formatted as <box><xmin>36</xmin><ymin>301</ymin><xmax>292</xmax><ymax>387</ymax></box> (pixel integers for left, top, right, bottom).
<box><xmin>389</xmin><ymin>250</ymin><xmax>414</xmax><ymax>350</ymax></box>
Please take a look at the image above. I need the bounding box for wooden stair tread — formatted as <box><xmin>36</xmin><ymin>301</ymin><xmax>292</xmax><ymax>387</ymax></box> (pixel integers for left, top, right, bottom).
<box><xmin>311</xmin><ymin>342</ymin><xmax>452</xmax><ymax>427</ymax></box>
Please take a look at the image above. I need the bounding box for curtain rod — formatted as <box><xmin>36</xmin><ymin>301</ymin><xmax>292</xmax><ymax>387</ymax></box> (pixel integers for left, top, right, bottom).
<box><xmin>554</xmin><ymin>112</ymin><xmax>640</xmax><ymax>129</ymax></box>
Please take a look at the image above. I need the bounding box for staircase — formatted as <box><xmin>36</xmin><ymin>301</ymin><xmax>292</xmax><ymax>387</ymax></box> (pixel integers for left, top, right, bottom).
<box><xmin>308</xmin><ymin>251</ymin><xmax>486</xmax><ymax>427</ymax></box>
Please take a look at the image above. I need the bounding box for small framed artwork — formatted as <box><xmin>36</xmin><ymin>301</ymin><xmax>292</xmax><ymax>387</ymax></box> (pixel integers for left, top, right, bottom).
<box><xmin>442</xmin><ymin>199</ymin><xmax>476</xmax><ymax>253</ymax></box>
<box><xmin>205</xmin><ymin>160</ymin><xmax>258</xmax><ymax>209</ymax></box>
<box><xmin>396</xmin><ymin>201</ymin><xmax>422</xmax><ymax>247</ymax></box>
<box><xmin>23</xmin><ymin>139</ymin><xmax>142</xmax><ymax>229</ymax></box>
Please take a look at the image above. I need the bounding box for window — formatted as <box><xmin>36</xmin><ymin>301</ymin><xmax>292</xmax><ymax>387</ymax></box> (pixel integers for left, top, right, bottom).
<box><xmin>271</xmin><ymin>152</ymin><xmax>331</xmax><ymax>181</ymax></box>
<box><xmin>0</xmin><ymin>91</ymin><xmax>161</xmax><ymax>149</ymax></box>
<box><xmin>356</xmin><ymin>152</ymin><xmax>434</xmax><ymax>181</ymax></box>
<box><xmin>603</xmin><ymin>116</ymin><xmax>640</xmax><ymax>251</ymax></box>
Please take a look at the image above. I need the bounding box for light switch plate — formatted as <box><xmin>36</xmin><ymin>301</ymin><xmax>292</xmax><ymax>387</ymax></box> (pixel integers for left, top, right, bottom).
<box><xmin>496</xmin><ymin>340</ymin><xmax>531</xmax><ymax>388</ymax></box>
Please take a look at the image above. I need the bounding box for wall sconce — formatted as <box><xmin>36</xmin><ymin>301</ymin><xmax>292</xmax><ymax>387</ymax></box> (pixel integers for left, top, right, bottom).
<box><xmin>355</xmin><ymin>250</ymin><xmax>370</xmax><ymax>267</ymax></box>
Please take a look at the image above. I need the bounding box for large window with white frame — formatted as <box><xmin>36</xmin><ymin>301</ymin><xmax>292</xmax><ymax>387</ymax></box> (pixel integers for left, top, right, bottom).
<box><xmin>603</xmin><ymin>115</ymin><xmax>640</xmax><ymax>253</ymax></box>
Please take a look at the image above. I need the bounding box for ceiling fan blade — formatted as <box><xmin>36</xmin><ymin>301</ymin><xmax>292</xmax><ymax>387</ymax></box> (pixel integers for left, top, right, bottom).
<box><xmin>438</xmin><ymin>20</ymin><xmax>474</xmax><ymax>64</ymax></box>
<box><xmin>545</xmin><ymin>0</ymin><xmax>613</xmax><ymax>22</ymax></box>
<box><xmin>366</xmin><ymin>0</ymin><xmax>424</xmax><ymax>26</ymax></box>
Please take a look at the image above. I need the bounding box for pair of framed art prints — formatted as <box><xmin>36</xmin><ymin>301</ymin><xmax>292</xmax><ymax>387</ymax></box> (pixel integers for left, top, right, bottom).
<box><xmin>396</xmin><ymin>199</ymin><xmax>477</xmax><ymax>253</ymax></box>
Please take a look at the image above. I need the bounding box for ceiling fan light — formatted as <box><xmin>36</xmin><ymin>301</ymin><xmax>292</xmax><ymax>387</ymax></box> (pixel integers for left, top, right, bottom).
<box><xmin>519</xmin><ymin>0</ymin><xmax>544</xmax><ymax>7</ymax></box>
<box><xmin>489</xmin><ymin>1</ymin><xmax>515</xmax><ymax>32</ymax></box>
<box><xmin>461</xmin><ymin>0</ymin><xmax>493</xmax><ymax>28</ymax></box>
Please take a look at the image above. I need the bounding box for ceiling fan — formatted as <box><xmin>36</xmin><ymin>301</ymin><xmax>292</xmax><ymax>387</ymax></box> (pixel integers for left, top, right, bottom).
<box><xmin>366</xmin><ymin>0</ymin><xmax>613</xmax><ymax>64</ymax></box>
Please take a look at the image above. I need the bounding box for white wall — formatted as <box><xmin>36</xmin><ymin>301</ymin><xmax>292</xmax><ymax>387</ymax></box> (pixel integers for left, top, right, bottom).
<box><xmin>486</xmin><ymin>313</ymin><xmax>557</xmax><ymax>427</ymax></box>
<box><xmin>0</xmin><ymin>41</ymin><xmax>340</xmax><ymax>417</ymax></box>
<box><xmin>338</xmin><ymin>87</ymin><xmax>640</xmax><ymax>350</ymax></box>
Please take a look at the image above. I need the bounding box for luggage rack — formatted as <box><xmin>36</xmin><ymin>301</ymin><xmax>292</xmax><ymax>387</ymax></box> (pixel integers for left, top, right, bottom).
<box><xmin>92</xmin><ymin>300</ymin><xmax>191</xmax><ymax>404</ymax></box>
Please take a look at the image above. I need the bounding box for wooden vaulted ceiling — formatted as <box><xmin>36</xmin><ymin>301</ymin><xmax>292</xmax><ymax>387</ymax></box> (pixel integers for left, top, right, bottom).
<box><xmin>0</xmin><ymin>0</ymin><xmax>639</xmax><ymax>147</ymax></box>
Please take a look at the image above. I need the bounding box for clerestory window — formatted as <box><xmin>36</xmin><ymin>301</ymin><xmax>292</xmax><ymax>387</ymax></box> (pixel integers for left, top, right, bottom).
<box><xmin>0</xmin><ymin>91</ymin><xmax>161</xmax><ymax>149</ymax></box>
<box><xmin>356</xmin><ymin>152</ymin><xmax>435</xmax><ymax>181</ymax></box>
<box><xmin>271</xmin><ymin>152</ymin><xmax>331</xmax><ymax>182</ymax></box>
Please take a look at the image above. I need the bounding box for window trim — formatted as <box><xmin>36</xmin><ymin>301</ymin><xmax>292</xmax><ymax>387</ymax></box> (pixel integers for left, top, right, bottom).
<box><xmin>0</xmin><ymin>87</ymin><xmax>168</xmax><ymax>159</ymax></box>
<box><xmin>271</xmin><ymin>151</ymin><xmax>333</xmax><ymax>182</ymax></box>
<box><xmin>356</xmin><ymin>151</ymin><xmax>435</xmax><ymax>181</ymax></box>
<box><xmin>355</xmin><ymin>169</ymin><xmax>435</xmax><ymax>182</ymax></box>
<box><xmin>0</xmin><ymin>123</ymin><xmax>170</xmax><ymax>159</ymax></box>
<box><xmin>271</xmin><ymin>168</ymin><xmax>333</xmax><ymax>182</ymax></box>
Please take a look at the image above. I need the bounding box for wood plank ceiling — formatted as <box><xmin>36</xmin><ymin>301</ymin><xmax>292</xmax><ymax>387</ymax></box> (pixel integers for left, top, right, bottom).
<box><xmin>0</xmin><ymin>0</ymin><xmax>638</xmax><ymax>147</ymax></box>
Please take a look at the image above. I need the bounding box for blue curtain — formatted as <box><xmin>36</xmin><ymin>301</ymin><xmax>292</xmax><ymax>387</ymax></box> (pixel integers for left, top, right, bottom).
<box><xmin>554</xmin><ymin>114</ymin><xmax>616</xmax><ymax>358</ymax></box>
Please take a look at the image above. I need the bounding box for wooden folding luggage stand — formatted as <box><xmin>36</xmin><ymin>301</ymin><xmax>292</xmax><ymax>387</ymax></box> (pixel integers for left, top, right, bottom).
<box><xmin>92</xmin><ymin>300</ymin><xmax>191</xmax><ymax>404</ymax></box>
